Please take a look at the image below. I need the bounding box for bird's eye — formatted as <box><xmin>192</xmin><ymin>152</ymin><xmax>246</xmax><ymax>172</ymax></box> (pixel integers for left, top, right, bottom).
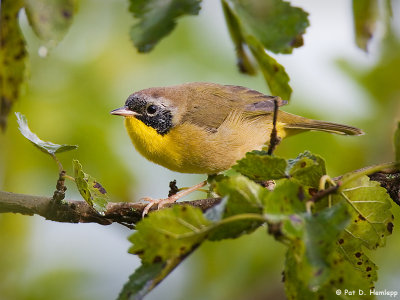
<box><xmin>146</xmin><ymin>104</ymin><xmax>158</xmax><ymax>115</ymax></box>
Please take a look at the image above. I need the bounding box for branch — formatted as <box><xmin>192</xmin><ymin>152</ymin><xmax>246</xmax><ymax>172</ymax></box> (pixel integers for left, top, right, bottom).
<box><xmin>0</xmin><ymin>191</ymin><xmax>222</xmax><ymax>226</ymax></box>
<box><xmin>369</xmin><ymin>171</ymin><xmax>400</xmax><ymax>206</ymax></box>
<box><xmin>267</xmin><ymin>98</ymin><xmax>281</xmax><ymax>155</ymax></box>
<box><xmin>0</xmin><ymin>170</ymin><xmax>398</xmax><ymax>227</ymax></box>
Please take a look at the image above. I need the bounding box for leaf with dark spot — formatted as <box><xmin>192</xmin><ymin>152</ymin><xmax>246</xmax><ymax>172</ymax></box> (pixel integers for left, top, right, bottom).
<box><xmin>322</xmin><ymin>175</ymin><xmax>394</xmax><ymax>287</ymax></box>
<box><xmin>283</xmin><ymin>204</ymin><xmax>359</xmax><ymax>298</ymax></box>
<box><xmin>73</xmin><ymin>159</ymin><xmax>109</xmax><ymax>214</ymax></box>
<box><xmin>263</xmin><ymin>179</ymin><xmax>307</xmax><ymax>216</ymax></box>
<box><xmin>1</xmin><ymin>1</ymin><xmax>27</xmax><ymax>130</ymax></box>
<box><xmin>246</xmin><ymin>35</ymin><xmax>292</xmax><ymax>99</ymax></box>
<box><xmin>24</xmin><ymin>0</ymin><xmax>77</xmax><ymax>47</ymax></box>
<box><xmin>287</xmin><ymin>151</ymin><xmax>326</xmax><ymax>188</ymax></box>
<box><xmin>129</xmin><ymin>205</ymin><xmax>211</xmax><ymax>264</ymax></box>
<box><xmin>387</xmin><ymin>222</ymin><xmax>394</xmax><ymax>234</ymax></box>
<box><xmin>338</xmin><ymin>176</ymin><xmax>393</xmax><ymax>250</ymax></box>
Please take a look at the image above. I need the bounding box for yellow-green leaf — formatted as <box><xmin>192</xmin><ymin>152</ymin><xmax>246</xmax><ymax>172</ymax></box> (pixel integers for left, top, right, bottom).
<box><xmin>352</xmin><ymin>0</ymin><xmax>378</xmax><ymax>52</ymax></box>
<box><xmin>221</xmin><ymin>0</ymin><xmax>256</xmax><ymax>75</ymax></box>
<box><xmin>16</xmin><ymin>112</ymin><xmax>78</xmax><ymax>155</ymax></box>
<box><xmin>73</xmin><ymin>159</ymin><xmax>109</xmax><ymax>214</ymax></box>
<box><xmin>129</xmin><ymin>205</ymin><xmax>211</xmax><ymax>264</ymax></box>
<box><xmin>0</xmin><ymin>0</ymin><xmax>26</xmax><ymax>130</ymax></box>
<box><xmin>209</xmin><ymin>175</ymin><xmax>266</xmax><ymax>240</ymax></box>
<box><xmin>233</xmin><ymin>150</ymin><xmax>287</xmax><ymax>181</ymax></box>
<box><xmin>312</xmin><ymin>175</ymin><xmax>393</xmax><ymax>289</ymax></box>
<box><xmin>246</xmin><ymin>35</ymin><xmax>292</xmax><ymax>99</ymax></box>
<box><xmin>287</xmin><ymin>151</ymin><xmax>326</xmax><ymax>188</ymax></box>
<box><xmin>339</xmin><ymin>175</ymin><xmax>392</xmax><ymax>250</ymax></box>
<box><xmin>24</xmin><ymin>0</ymin><xmax>77</xmax><ymax>47</ymax></box>
<box><xmin>263</xmin><ymin>179</ymin><xmax>307</xmax><ymax>217</ymax></box>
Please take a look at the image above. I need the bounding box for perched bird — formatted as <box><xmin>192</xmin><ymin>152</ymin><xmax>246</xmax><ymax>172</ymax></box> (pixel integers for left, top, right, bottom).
<box><xmin>111</xmin><ymin>82</ymin><xmax>363</xmax><ymax>214</ymax></box>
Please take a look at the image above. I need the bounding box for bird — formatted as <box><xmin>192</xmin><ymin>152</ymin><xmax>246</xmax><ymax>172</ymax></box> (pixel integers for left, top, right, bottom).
<box><xmin>111</xmin><ymin>82</ymin><xmax>363</xmax><ymax>215</ymax></box>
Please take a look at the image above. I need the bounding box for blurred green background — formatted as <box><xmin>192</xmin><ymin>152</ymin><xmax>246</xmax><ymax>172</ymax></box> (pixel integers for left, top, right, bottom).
<box><xmin>1</xmin><ymin>0</ymin><xmax>400</xmax><ymax>299</ymax></box>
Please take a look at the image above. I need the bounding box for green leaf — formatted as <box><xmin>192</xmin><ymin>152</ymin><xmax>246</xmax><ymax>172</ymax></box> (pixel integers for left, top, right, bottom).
<box><xmin>338</xmin><ymin>175</ymin><xmax>393</xmax><ymax>250</ymax></box>
<box><xmin>129</xmin><ymin>205</ymin><xmax>211</xmax><ymax>264</ymax></box>
<box><xmin>16</xmin><ymin>112</ymin><xmax>78</xmax><ymax>155</ymax></box>
<box><xmin>337</xmin><ymin>230</ymin><xmax>379</xmax><ymax>288</ymax></box>
<box><xmin>246</xmin><ymin>35</ymin><xmax>292</xmax><ymax>99</ymax></box>
<box><xmin>129</xmin><ymin>0</ymin><xmax>201</xmax><ymax>52</ymax></box>
<box><xmin>263</xmin><ymin>179</ymin><xmax>308</xmax><ymax>244</ymax></box>
<box><xmin>263</xmin><ymin>179</ymin><xmax>307</xmax><ymax>217</ymax></box>
<box><xmin>229</xmin><ymin>0</ymin><xmax>309</xmax><ymax>54</ymax></box>
<box><xmin>312</xmin><ymin>175</ymin><xmax>393</xmax><ymax>289</ymax></box>
<box><xmin>283</xmin><ymin>204</ymin><xmax>356</xmax><ymax>298</ymax></box>
<box><xmin>209</xmin><ymin>175</ymin><xmax>266</xmax><ymax>240</ymax></box>
<box><xmin>24</xmin><ymin>0</ymin><xmax>77</xmax><ymax>47</ymax></box>
<box><xmin>221</xmin><ymin>1</ymin><xmax>293</xmax><ymax>98</ymax></box>
<box><xmin>233</xmin><ymin>151</ymin><xmax>287</xmax><ymax>181</ymax></box>
<box><xmin>335</xmin><ymin>175</ymin><xmax>392</xmax><ymax>287</ymax></box>
<box><xmin>117</xmin><ymin>262</ymin><xmax>166</xmax><ymax>300</ymax></box>
<box><xmin>284</xmin><ymin>250</ymin><xmax>374</xmax><ymax>300</ymax></box>
<box><xmin>0</xmin><ymin>1</ymin><xmax>27</xmax><ymax>130</ymax></box>
<box><xmin>125</xmin><ymin>206</ymin><xmax>212</xmax><ymax>299</ymax></box>
<box><xmin>221</xmin><ymin>0</ymin><xmax>256</xmax><ymax>75</ymax></box>
<box><xmin>287</xmin><ymin>151</ymin><xmax>326</xmax><ymax>188</ymax></box>
<box><xmin>395</xmin><ymin>121</ymin><xmax>400</xmax><ymax>161</ymax></box>
<box><xmin>352</xmin><ymin>0</ymin><xmax>378</xmax><ymax>52</ymax></box>
<box><xmin>73</xmin><ymin>159</ymin><xmax>109</xmax><ymax>214</ymax></box>
<box><xmin>302</xmin><ymin>204</ymin><xmax>350</xmax><ymax>288</ymax></box>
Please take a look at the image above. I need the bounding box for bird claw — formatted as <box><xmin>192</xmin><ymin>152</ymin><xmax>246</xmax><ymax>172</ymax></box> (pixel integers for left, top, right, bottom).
<box><xmin>141</xmin><ymin>196</ymin><xmax>178</xmax><ymax>218</ymax></box>
<box><xmin>140</xmin><ymin>180</ymin><xmax>208</xmax><ymax>218</ymax></box>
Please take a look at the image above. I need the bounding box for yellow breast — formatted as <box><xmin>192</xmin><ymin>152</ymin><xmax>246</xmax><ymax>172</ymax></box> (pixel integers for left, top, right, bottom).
<box><xmin>124</xmin><ymin>116</ymin><xmax>287</xmax><ymax>174</ymax></box>
<box><xmin>124</xmin><ymin>117</ymin><xmax>183</xmax><ymax>171</ymax></box>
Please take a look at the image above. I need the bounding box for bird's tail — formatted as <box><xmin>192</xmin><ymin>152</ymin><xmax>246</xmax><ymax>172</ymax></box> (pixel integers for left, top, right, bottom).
<box><xmin>281</xmin><ymin>112</ymin><xmax>364</xmax><ymax>136</ymax></box>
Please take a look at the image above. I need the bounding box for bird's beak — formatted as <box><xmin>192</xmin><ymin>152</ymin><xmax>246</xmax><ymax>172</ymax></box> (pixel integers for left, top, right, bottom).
<box><xmin>110</xmin><ymin>107</ymin><xmax>137</xmax><ymax>117</ymax></box>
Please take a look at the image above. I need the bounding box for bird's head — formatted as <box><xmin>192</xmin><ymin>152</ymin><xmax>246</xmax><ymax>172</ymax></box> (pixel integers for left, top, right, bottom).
<box><xmin>111</xmin><ymin>88</ymin><xmax>181</xmax><ymax>135</ymax></box>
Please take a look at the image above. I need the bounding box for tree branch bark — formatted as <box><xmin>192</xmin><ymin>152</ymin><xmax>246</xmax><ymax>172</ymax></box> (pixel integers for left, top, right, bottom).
<box><xmin>0</xmin><ymin>191</ymin><xmax>222</xmax><ymax>227</ymax></box>
<box><xmin>0</xmin><ymin>171</ymin><xmax>398</xmax><ymax>227</ymax></box>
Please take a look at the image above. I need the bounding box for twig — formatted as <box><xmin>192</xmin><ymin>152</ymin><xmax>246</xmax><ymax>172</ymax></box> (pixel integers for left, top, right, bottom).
<box><xmin>369</xmin><ymin>171</ymin><xmax>400</xmax><ymax>206</ymax></box>
<box><xmin>52</xmin><ymin>171</ymin><xmax>67</xmax><ymax>204</ymax></box>
<box><xmin>168</xmin><ymin>180</ymin><xmax>179</xmax><ymax>197</ymax></box>
<box><xmin>309</xmin><ymin>183</ymin><xmax>341</xmax><ymax>203</ymax></box>
<box><xmin>267</xmin><ymin>98</ymin><xmax>281</xmax><ymax>155</ymax></box>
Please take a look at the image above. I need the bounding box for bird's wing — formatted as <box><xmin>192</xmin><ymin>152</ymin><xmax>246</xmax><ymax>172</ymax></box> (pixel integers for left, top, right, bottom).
<box><xmin>180</xmin><ymin>83</ymin><xmax>288</xmax><ymax>130</ymax></box>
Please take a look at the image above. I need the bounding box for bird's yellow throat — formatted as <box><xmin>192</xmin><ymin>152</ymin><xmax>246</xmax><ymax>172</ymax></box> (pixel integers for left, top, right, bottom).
<box><xmin>124</xmin><ymin>116</ymin><xmax>190</xmax><ymax>172</ymax></box>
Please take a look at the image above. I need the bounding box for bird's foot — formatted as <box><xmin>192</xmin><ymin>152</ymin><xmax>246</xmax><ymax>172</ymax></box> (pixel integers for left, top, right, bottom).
<box><xmin>141</xmin><ymin>195</ymin><xmax>180</xmax><ymax>217</ymax></box>
<box><xmin>141</xmin><ymin>180</ymin><xmax>207</xmax><ymax>218</ymax></box>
